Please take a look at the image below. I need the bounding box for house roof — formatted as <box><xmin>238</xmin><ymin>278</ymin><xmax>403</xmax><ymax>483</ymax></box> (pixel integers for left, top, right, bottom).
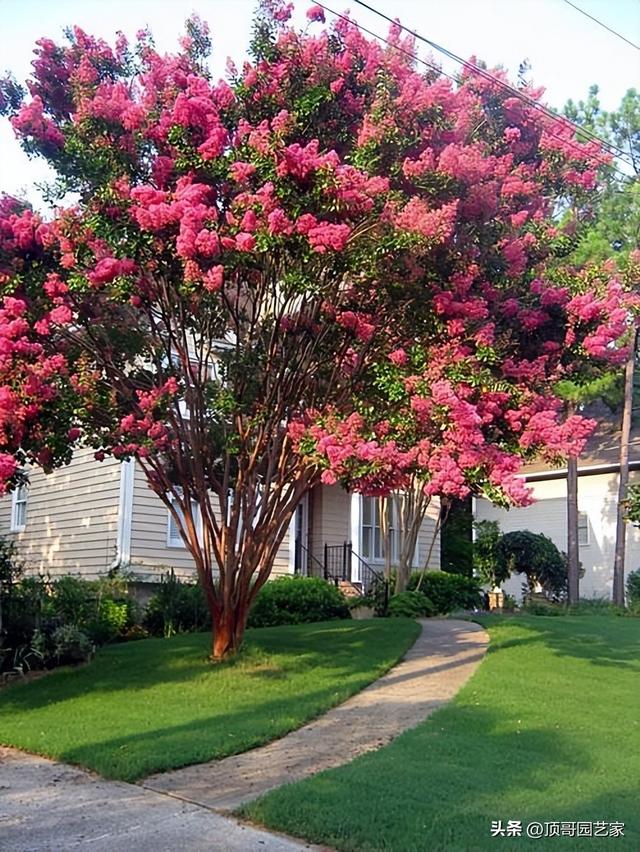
<box><xmin>522</xmin><ymin>404</ymin><xmax>640</xmax><ymax>478</ymax></box>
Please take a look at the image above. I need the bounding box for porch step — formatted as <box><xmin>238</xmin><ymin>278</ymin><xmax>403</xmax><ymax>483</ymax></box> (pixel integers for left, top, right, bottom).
<box><xmin>337</xmin><ymin>579</ymin><xmax>364</xmax><ymax>598</ymax></box>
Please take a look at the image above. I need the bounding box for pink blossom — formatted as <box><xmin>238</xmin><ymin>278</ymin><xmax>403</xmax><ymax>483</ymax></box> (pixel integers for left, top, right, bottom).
<box><xmin>307</xmin><ymin>5</ymin><xmax>325</xmax><ymax>22</ymax></box>
<box><xmin>235</xmin><ymin>232</ymin><xmax>256</xmax><ymax>252</ymax></box>
<box><xmin>204</xmin><ymin>265</ymin><xmax>224</xmax><ymax>292</ymax></box>
<box><xmin>230</xmin><ymin>161</ymin><xmax>256</xmax><ymax>183</ymax></box>
<box><xmin>388</xmin><ymin>348</ymin><xmax>408</xmax><ymax>366</ymax></box>
<box><xmin>307</xmin><ymin>222</ymin><xmax>350</xmax><ymax>253</ymax></box>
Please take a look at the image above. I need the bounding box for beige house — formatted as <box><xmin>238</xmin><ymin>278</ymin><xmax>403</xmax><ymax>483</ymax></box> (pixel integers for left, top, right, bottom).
<box><xmin>1</xmin><ymin>450</ymin><xmax>441</xmax><ymax>590</ymax></box>
<box><xmin>475</xmin><ymin>418</ymin><xmax>640</xmax><ymax>601</ymax></box>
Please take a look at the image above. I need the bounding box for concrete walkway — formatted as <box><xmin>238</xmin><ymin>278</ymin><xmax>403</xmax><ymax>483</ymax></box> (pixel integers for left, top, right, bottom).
<box><xmin>144</xmin><ymin>619</ymin><xmax>488</xmax><ymax>811</ymax></box>
<box><xmin>0</xmin><ymin>747</ymin><xmax>327</xmax><ymax>852</ymax></box>
<box><xmin>0</xmin><ymin>618</ymin><xmax>488</xmax><ymax>851</ymax></box>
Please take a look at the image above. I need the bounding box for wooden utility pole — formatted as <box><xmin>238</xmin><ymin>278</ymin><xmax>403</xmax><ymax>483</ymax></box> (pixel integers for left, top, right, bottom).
<box><xmin>612</xmin><ymin>330</ymin><xmax>638</xmax><ymax>606</ymax></box>
<box><xmin>566</xmin><ymin>449</ymin><xmax>580</xmax><ymax>606</ymax></box>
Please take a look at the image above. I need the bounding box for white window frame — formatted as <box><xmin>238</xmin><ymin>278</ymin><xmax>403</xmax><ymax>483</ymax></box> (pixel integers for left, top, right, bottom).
<box><xmin>360</xmin><ymin>496</ymin><xmax>398</xmax><ymax>564</ymax></box>
<box><xmin>578</xmin><ymin>511</ymin><xmax>590</xmax><ymax>546</ymax></box>
<box><xmin>166</xmin><ymin>491</ymin><xmax>201</xmax><ymax>548</ymax></box>
<box><xmin>10</xmin><ymin>482</ymin><xmax>27</xmax><ymax>532</ymax></box>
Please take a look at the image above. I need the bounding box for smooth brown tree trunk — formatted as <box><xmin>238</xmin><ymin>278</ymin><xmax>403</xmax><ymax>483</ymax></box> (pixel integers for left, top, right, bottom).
<box><xmin>566</xmin><ymin>451</ymin><xmax>580</xmax><ymax>605</ymax></box>
<box><xmin>211</xmin><ymin>600</ymin><xmax>250</xmax><ymax>660</ymax></box>
<box><xmin>612</xmin><ymin>331</ymin><xmax>637</xmax><ymax>606</ymax></box>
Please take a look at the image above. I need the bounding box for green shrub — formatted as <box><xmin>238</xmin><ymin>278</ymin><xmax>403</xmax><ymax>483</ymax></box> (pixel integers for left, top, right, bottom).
<box><xmin>348</xmin><ymin>595</ymin><xmax>376</xmax><ymax>610</ymax></box>
<box><xmin>626</xmin><ymin>570</ymin><xmax>640</xmax><ymax>607</ymax></box>
<box><xmin>50</xmin><ymin>576</ymin><xmax>91</xmax><ymax>624</ymax></box>
<box><xmin>85</xmin><ymin>598</ymin><xmax>129</xmax><ymax>644</ymax></box>
<box><xmin>144</xmin><ymin>571</ymin><xmax>210</xmax><ymax>637</ymax></box>
<box><xmin>472</xmin><ymin>520</ymin><xmax>509</xmax><ymax>587</ymax></box>
<box><xmin>369</xmin><ymin>576</ymin><xmax>392</xmax><ymax>616</ymax></box>
<box><xmin>50</xmin><ymin>575</ymin><xmax>137</xmax><ymax>644</ymax></box>
<box><xmin>248</xmin><ymin>576</ymin><xmax>350</xmax><ymax>628</ymax></box>
<box><xmin>407</xmin><ymin>571</ymin><xmax>482</xmax><ymax>613</ymax></box>
<box><xmin>52</xmin><ymin>624</ymin><xmax>94</xmax><ymax>664</ymax></box>
<box><xmin>387</xmin><ymin>591</ymin><xmax>436</xmax><ymax>619</ymax></box>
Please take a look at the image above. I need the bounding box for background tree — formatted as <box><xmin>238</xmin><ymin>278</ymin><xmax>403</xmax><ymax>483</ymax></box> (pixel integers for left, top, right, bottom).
<box><xmin>0</xmin><ymin>3</ymin><xmax>634</xmax><ymax>657</ymax></box>
<box><xmin>472</xmin><ymin>519</ymin><xmax>508</xmax><ymax>589</ymax></box>
<box><xmin>564</xmin><ymin>86</ymin><xmax>640</xmax><ymax>264</ymax></box>
<box><xmin>440</xmin><ymin>498</ymin><xmax>473</xmax><ymax>577</ymax></box>
<box><xmin>564</xmin><ymin>88</ymin><xmax>640</xmax><ymax>606</ymax></box>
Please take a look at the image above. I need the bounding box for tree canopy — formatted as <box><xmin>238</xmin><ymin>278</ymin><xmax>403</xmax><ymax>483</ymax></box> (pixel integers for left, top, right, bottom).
<box><xmin>0</xmin><ymin>2</ymin><xmax>636</xmax><ymax>654</ymax></box>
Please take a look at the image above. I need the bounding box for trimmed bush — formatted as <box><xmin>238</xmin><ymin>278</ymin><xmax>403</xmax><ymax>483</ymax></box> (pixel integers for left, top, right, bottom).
<box><xmin>387</xmin><ymin>591</ymin><xmax>436</xmax><ymax>619</ymax></box>
<box><xmin>407</xmin><ymin>571</ymin><xmax>482</xmax><ymax>613</ymax></box>
<box><xmin>497</xmin><ymin>530</ymin><xmax>567</xmax><ymax>597</ymax></box>
<box><xmin>248</xmin><ymin>576</ymin><xmax>350</xmax><ymax>628</ymax></box>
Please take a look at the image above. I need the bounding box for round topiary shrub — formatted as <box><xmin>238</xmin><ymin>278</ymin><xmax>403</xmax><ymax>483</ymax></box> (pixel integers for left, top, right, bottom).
<box><xmin>247</xmin><ymin>576</ymin><xmax>350</xmax><ymax>628</ymax></box>
<box><xmin>387</xmin><ymin>590</ymin><xmax>436</xmax><ymax>619</ymax></box>
<box><xmin>497</xmin><ymin>530</ymin><xmax>567</xmax><ymax>597</ymax></box>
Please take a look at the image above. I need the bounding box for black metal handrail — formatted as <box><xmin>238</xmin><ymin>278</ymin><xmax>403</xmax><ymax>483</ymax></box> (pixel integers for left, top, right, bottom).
<box><xmin>349</xmin><ymin>548</ymin><xmax>384</xmax><ymax>595</ymax></box>
<box><xmin>323</xmin><ymin>542</ymin><xmax>351</xmax><ymax>584</ymax></box>
<box><xmin>295</xmin><ymin>542</ymin><xmax>324</xmax><ymax>577</ymax></box>
<box><xmin>322</xmin><ymin>541</ymin><xmax>389</xmax><ymax>601</ymax></box>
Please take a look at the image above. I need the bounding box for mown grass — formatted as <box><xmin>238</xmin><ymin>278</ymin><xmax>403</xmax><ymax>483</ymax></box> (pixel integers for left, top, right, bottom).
<box><xmin>243</xmin><ymin>616</ymin><xmax>640</xmax><ymax>851</ymax></box>
<box><xmin>0</xmin><ymin>618</ymin><xmax>419</xmax><ymax>781</ymax></box>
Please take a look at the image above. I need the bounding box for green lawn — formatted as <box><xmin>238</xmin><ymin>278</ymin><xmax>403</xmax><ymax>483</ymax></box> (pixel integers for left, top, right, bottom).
<box><xmin>0</xmin><ymin>619</ymin><xmax>419</xmax><ymax>781</ymax></box>
<box><xmin>243</xmin><ymin>616</ymin><xmax>640</xmax><ymax>851</ymax></box>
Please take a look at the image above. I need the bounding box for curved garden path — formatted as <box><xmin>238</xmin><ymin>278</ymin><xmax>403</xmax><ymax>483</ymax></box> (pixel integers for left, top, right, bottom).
<box><xmin>143</xmin><ymin>618</ymin><xmax>488</xmax><ymax>812</ymax></box>
<box><xmin>0</xmin><ymin>619</ymin><xmax>488</xmax><ymax>851</ymax></box>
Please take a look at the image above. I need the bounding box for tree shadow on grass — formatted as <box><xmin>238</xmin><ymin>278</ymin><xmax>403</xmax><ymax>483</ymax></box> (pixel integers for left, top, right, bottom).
<box><xmin>0</xmin><ymin>620</ymin><xmax>409</xmax><ymax>712</ymax></box>
<box><xmin>476</xmin><ymin>614</ymin><xmax>640</xmax><ymax>672</ymax></box>
<box><xmin>243</xmin><ymin>703</ymin><xmax>639</xmax><ymax>852</ymax></box>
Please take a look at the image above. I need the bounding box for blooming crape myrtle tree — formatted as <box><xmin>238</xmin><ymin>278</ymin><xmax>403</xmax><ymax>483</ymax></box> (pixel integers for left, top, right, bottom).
<box><xmin>0</xmin><ymin>2</ymin><xmax>634</xmax><ymax>656</ymax></box>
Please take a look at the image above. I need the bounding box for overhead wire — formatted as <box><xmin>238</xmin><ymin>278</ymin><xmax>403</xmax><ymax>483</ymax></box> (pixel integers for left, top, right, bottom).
<box><xmin>559</xmin><ymin>0</ymin><xmax>640</xmax><ymax>52</ymax></box>
<box><xmin>314</xmin><ymin>2</ymin><xmax>611</xmax><ymax>174</ymax></box>
<box><xmin>345</xmin><ymin>0</ymin><xmax>637</xmax><ymax>178</ymax></box>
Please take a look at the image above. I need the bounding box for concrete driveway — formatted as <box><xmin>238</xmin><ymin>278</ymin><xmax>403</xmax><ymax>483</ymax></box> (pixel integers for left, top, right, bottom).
<box><xmin>0</xmin><ymin>748</ymin><xmax>326</xmax><ymax>852</ymax></box>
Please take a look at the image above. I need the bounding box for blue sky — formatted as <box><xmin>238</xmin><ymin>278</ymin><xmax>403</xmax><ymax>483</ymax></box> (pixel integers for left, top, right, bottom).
<box><xmin>1</xmin><ymin>0</ymin><xmax>639</xmax><ymax>208</ymax></box>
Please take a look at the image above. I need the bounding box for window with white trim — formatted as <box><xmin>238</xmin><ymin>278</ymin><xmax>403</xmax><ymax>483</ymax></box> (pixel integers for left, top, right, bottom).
<box><xmin>361</xmin><ymin>496</ymin><xmax>397</xmax><ymax>563</ymax></box>
<box><xmin>10</xmin><ymin>482</ymin><xmax>27</xmax><ymax>532</ymax></box>
<box><xmin>167</xmin><ymin>492</ymin><xmax>199</xmax><ymax>548</ymax></box>
<box><xmin>578</xmin><ymin>511</ymin><xmax>590</xmax><ymax>546</ymax></box>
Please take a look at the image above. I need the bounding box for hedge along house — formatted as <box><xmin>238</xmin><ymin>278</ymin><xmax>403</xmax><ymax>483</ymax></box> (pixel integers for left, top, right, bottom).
<box><xmin>475</xmin><ymin>413</ymin><xmax>640</xmax><ymax>601</ymax></box>
<box><xmin>0</xmin><ymin>450</ymin><xmax>441</xmax><ymax>595</ymax></box>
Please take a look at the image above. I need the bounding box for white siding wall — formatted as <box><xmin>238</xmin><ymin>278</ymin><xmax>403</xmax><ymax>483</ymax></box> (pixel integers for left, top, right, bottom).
<box><xmin>476</xmin><ymin>470</ymin><xmax>640</xmax><ymax>600</ymax></box>
<box><xmin>128</xmin><ymin>465</ymin><xmax>292</xmax><ymax>580</ymax></box>
<box><xmin>308</xmin><ymin>484</ymin><xmax>441</xmax><ymax>572</ymax></box>
<box><xmin>0</xmin><ymin>449</ymin><xmax>121</xmax><ymax>579</ymax></box>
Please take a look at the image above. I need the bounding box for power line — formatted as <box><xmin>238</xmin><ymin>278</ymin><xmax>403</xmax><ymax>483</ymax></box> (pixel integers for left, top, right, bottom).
<box><xmin>560</xmin><ymin>0</ymin><xmax>640</xmax><ymax>52</ymax></box>
<box><xmin>349</xmin><ymin>0</ymin><xmax>636</xmax><ymax>174</ymax></box>
<box><xmin>314</xmin><ymin>2</ymin><xmax>635</xmax><ymax>184</ymax></box>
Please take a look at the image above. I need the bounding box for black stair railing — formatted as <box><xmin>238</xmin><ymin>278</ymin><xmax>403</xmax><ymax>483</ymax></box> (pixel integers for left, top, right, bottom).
<box><xmin>322</xmin><ymin>542</ymin><xmax>389</xmax><ymax>606</ymax></box>
<box><xmin>349</xmin><ymin>548</ymin><xmax>385</xmax><ymax>596</ymax></box>
<box><xmin>323</xmin><ymin>543</ymin><xmax>350</xmax><ymax>584</ymax></box>
<box><xmin>295</xmin><ymin>543</ymin><xmax>324</xmax><ymax>577</ymax></box>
